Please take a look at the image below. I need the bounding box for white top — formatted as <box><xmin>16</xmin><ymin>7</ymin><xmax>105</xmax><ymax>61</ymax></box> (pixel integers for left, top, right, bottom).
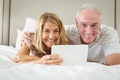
<box><xmin>64</xmin><ymin>24</ymin><xmax>120</xmax><ymax>63</ymax></box>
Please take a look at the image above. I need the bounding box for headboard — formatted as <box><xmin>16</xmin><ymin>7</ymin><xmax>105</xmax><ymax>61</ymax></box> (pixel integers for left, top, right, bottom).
<box><xmin>2</xmin><ymin>0</ymin><xmax>116</xmax><ymax>46</ymax></box>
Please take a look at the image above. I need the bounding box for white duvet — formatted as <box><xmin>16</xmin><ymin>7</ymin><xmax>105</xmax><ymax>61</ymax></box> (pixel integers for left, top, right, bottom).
<box><xmin>0</xmin><ymin>45</ymin><xmax>120</xmax><ymax>80</ymax></box>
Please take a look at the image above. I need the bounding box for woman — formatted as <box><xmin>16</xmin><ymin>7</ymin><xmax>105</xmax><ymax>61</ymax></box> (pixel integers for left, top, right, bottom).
<box><xmin>13</xmin><ymin>12</ymin><xmax>68</xmax><ymax>65</ymax></box>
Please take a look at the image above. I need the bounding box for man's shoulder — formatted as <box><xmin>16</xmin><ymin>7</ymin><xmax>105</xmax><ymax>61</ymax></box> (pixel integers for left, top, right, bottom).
<box><xmin>64</xmin><ymin>24</ymin><xmax>80</xmax><ymax>44</ymax></box>
<box><xmin>101</xmin><ymin>24</ymin><xmax>116</xmax><ymax>31</ymax></box>
<box><xmin>64</xmin><ymin>24</ymin><xmax>78</xmax><ymax>34</ymax></box>
<box><xmin>100</xmin><ymin>24</ymin><xmax>117</xmax><ymax>34</ymax></box>
<box><xmin>99</xmin><ymin>24</ymin><xmax>118</xmax><ymax>40</ymax></box>
<box><xmin>64</xmin><ymin>24</ymin><xmax>76</xmax><ymax>30</ymax></box>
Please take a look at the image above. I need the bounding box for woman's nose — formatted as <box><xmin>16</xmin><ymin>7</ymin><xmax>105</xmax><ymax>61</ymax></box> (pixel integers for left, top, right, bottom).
<box><xmin>49</xmin><ymin>32</ymin><xmax>55</xmax><ymax>39</ymax></box>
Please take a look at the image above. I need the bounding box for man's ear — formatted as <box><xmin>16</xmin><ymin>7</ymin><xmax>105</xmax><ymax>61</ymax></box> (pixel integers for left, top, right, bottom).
<box><xmin>75</xmin><ymin>18</ymin><xmax>78</xmax><ymax>28</ymax></box>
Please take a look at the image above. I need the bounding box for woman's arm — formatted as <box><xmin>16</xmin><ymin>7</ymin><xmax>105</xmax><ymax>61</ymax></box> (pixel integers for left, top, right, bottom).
<box><xmin>13</xmin><ymin>44</ymin><xmax>63</xmax><ymax>65</ymax></box>
<box><xmin>13</xmin><ymin>44</ymin><xmax>39</xmax><ymax>63</ymax></box>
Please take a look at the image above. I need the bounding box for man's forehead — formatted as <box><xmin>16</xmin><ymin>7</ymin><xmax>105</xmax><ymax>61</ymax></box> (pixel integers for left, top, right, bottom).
<box><xmin>78</xmin><ymin>10</ymin><xmax>101</xmax><ymax>20</ymax></box>
<box><xmin>80</xmin><ymin>21</ymin><xmax>99</xmax><ymax>25</ymax></box>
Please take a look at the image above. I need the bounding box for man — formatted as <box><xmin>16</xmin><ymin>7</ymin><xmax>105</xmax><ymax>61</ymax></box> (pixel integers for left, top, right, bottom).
<box><xmin>21</xmin><ymin>4</ymin><xmax>120</xmax><ymax>65</ymax></box>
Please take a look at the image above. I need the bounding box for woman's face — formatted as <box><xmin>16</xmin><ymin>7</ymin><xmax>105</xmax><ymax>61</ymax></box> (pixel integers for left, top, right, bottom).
<box><xmin>42</xmin><ymin>22</ymin><xmax>60</xmax><ymax>48</ymax></box>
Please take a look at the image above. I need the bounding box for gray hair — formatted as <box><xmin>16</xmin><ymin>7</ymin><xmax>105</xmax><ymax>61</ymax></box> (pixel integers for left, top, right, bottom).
<box><xmin>75</xmin><ymin>4</ymin><xmax>101</xmax><ymax>19</ymax></box>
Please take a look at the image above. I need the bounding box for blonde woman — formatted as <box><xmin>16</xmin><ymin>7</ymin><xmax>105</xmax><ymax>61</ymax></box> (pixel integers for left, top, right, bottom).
<box><xmin>13</xmin><ymin>12</ymin><xmax>68</xmax><ymax>65</ymax></box>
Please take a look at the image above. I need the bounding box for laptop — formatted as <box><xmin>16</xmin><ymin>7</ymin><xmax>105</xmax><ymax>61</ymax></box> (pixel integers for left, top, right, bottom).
<box><xmin>52</xmin><ymin>45</ymin><xmax>88</xmax><ymax>65</ymax></box>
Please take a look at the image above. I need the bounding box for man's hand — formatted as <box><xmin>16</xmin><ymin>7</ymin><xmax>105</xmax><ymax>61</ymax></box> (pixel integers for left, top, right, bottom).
<box><xmin>21</xmin><ymin>31</ymin><xmax>34</xmax><ymax>48</ymax></box>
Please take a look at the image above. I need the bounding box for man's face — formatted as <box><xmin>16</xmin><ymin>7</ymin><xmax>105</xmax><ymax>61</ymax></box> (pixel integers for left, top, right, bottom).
<box><xmin>76</xmin><ymin>9</ymin><xmax>101</xmax><ymax>44</ymax></box>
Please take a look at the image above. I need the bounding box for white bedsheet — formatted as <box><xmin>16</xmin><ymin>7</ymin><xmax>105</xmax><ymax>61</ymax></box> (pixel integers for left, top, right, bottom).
<box><xmin>0</xmin><ymin>45</ymin><xmax>120</xmax><ymax>80</ymax></box>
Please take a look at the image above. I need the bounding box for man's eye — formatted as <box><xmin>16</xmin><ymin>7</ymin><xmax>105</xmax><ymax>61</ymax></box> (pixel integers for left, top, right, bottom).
<box><xmin>81</xmin><ymin>24</ymin><xmax>87</xmax><ymax>27</ymax></box>
<box><xmin>92</xmin><ymin>24</ymin><xmax>98</xmax><ymax>28</ymax></box>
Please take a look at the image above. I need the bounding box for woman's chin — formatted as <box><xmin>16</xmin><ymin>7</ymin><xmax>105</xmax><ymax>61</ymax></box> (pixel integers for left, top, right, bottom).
<box><xmin>47</xmin><ymin>44</ymin><xmax>55</xmax><ymax>48</ymax></box>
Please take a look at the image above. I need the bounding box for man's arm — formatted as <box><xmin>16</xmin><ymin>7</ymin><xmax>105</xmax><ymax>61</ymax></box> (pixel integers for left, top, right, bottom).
<box><xmin>104</xmin><ymin>53</ymin><xmax>120</xmax><ymax>65</ymax></box>
<box><xmin>21</xmin><ymin>31</ymin><xmax>34</xmax><ymax>48</ymax></box>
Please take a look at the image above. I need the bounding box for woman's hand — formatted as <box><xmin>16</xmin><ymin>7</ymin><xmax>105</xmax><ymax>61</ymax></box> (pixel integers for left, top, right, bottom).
<box><xmin>35</xmin><ymin>54</ymin><xmax>63</xmax><ymax>65</ymax></box>
<box><xmin>12</xmin><ymin>54</ymin><xmax>40</xmax><ymax>63</ymax></box>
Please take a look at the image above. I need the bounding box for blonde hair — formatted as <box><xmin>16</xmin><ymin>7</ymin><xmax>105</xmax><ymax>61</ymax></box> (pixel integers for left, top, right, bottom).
<box><xmin>33</xmin><ymin>12</ymin><xmax>68</xmax><ymax>54</ymax></box>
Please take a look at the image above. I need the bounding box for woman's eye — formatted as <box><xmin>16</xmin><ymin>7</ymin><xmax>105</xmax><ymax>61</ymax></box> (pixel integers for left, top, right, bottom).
<box><xmin>56</xmin><ymin>30</ymin><xmax>60</xmax><ymax>32</ymax></box>
<box><xmin>44</xmin><ymin>30</ymin><xmax>49</xmax><ymax>33</ymax></box>
<box><xmin>54</xmin><ymin>30</ymin><xmax>60</xmax><ymax>33</ymax></box>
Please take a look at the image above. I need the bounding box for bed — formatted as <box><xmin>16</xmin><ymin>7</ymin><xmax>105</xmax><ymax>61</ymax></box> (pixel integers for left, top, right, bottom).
<box><xmin>0</xmin><ymin>1</ymin><xmax>120</xmax><ymax>80</ymax></box>
<box><xmin>0</xmin><ymin>45</ymin><xmax>120</xmax><ymax>80</ymax></box>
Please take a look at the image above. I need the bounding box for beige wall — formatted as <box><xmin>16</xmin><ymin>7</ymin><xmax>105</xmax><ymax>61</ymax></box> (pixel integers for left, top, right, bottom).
<box><xmin>0</xmin><ymin>0</ymin><xmax>119</xmax><ymax>46</ymax></box>
<box><xmin>116</xmin><ymin>0</ymin><xmax>120</xmax><ymax>38</ymax></box>
<box><xmin>2</xmin><ymin>0</ymin><xmax>10</xmax><ymax>45</ymax></box>
<box><xmin>0</xmin><ymin>0</ymin><xmax>3</xmax><ymax>44</ymax></box>
<box><xmin>9</xmin><ymin>0</ymin><xmax>115</xmax><ymax>46</ymax></box>
<box><xmin>0</xmin><ymin>0</ymin><xmax>10</xmax><ymax>45</ymax></box>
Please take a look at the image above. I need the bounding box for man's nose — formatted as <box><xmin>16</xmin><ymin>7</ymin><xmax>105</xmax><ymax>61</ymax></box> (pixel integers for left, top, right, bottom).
<box><xmin>86</xmin><ymin>26</ymin><xmax>92</xmax><ymax>34</ymax></box>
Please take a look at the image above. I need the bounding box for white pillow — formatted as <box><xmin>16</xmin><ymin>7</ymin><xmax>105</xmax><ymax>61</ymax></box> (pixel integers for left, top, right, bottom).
<box><xmin>15</xmin><ymin>17</ymin><xmax>37</xmax><ymax>49</ymax></box>
<box><xmin>15</xmin><ymin>29</ymin><xmax>22</xmax><ymax>49</ymax></box>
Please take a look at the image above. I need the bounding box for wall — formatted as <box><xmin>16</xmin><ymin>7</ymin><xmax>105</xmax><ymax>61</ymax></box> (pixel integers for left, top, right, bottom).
<box><xmin>0</xmin><ymin>0</ymin><xmax>10</xmax><ymax>45</ymax></box>
<box><xmin>0</xmin><ymin>0</ymin><xmax>119</xmax><ymax>46</ymax></box>
<box><xmin>116</xmin><ymin>0</ymin><xmax>120</xmax><ymax>38</ymax></box>
<box><xmin>9</xmin><ymin>0</ymin><xmax>115</xmax><ymax>46</ymax></box>
<box><xmin>0</xmin><ymin>0</ymin><xmax>3</xmax><ymax>44</ymax></box>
